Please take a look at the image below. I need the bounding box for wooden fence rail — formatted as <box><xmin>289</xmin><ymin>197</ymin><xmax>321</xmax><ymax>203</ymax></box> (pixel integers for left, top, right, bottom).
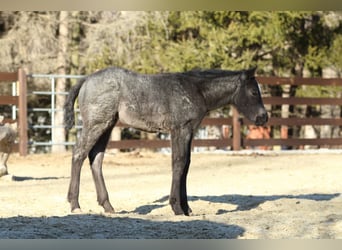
<box><xmin>0</xmin><ymin>69</ymin><xmax>28</xmax><ymax>156</ymax></box>
<box><xmin>238</xmin><ymin>76</ymin><xmax>342</xmax><ymax>150</ymax></box>
<box><xmin>1</xmin><ymin>70</ymin><xmax>342</xmax><ymax>154</ymax></box>
<box><xmin>107</xmin><ymin>76</ymin><xmax>342</xmax><ymax>151</ymax></box>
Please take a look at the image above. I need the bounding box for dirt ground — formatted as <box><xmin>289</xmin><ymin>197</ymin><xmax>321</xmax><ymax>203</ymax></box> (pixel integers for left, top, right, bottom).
<box><xmin>1</xmin><ymin>150</ymin><xmax>342</xmax><ymax>239</ymax></box>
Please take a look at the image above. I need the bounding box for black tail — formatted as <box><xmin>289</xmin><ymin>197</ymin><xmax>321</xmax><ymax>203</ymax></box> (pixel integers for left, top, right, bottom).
<box><xmin>64</xmin><ymin>77</ymin><xmax>87</xmax><ymax>130</ymax></box>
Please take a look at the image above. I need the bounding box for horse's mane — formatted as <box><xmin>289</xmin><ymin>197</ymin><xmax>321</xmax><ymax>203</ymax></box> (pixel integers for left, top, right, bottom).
<box><xmin>181</xmin><ymin>68</ymin><xmax>243</xmax><ymax>79</ymax></box>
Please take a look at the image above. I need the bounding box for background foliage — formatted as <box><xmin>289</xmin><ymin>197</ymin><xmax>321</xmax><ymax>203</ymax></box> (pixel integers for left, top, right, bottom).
<box><xmin>0</xmin><ymin>11</ymin><xmax>340</xmax><ymax>76</ymax></box>
<box><xmin>0</xmin><ymin>11</ymin><xmax>341</xmax><ymax>151</ymax></box>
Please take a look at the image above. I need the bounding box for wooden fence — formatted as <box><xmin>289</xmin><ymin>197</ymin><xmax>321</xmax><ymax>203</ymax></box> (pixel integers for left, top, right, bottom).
<box><xmin>0</xmin><ymin>69</ymin><xmax>28</xmax><ymax>156</ymax></box>
<box><xmin>242</xmin><ymin>76</ymin><xmax>342</xmax><ymax>150</ymax></box>
<box><xmin>108</xmin><ymin>76</ymin><xmax>342</xmax><ymax>151</ymax></box>
<box><xmin>1</xmin><ymin>69</ymin><xmax>342</xmax><ymax>154</ymax></box>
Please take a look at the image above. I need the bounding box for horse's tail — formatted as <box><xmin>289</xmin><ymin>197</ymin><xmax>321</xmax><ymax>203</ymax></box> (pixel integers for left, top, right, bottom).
<box><xmin>64</xmin><ymin>77</ymin><xmax>87</xmax><ymax>130</ymax></box>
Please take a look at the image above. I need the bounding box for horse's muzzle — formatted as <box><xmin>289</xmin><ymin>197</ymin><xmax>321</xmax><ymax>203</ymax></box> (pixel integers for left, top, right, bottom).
<box><xmin>255</xmin><ymin>112</ymin><xmax>268</xmax><ymax>126</ymax></box>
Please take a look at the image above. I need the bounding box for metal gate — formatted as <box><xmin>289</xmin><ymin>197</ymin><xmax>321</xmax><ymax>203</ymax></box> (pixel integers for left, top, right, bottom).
<box><xmin>27</xmin><ymin>74</ymin><xmax>83</xmax><ymax>153</ymax></box>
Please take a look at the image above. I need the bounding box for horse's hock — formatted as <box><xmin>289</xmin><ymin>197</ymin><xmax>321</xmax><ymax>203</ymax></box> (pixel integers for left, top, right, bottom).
<box><xmin>0</xmin><ymin>117</ymin><xmax>16</xmax><ymax>177</ymax></box>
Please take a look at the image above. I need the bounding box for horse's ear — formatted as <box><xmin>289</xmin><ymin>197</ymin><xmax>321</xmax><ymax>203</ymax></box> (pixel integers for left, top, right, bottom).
<box><xmin>247</xmin><ymin>66</ymin><xmax>257</xmax><ymax>77</ymax></box>
<box><xmin>241</xmin><ymin>66</ymin><xmax>257</xmax><ymax>81</ymax></box>
<box><xmin>240</xmin><ymin>66</ymin><xmax>257</xmax><ymax>81</ymax></box>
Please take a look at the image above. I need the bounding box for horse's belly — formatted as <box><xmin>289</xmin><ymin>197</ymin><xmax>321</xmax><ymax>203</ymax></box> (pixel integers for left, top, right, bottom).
<box><xmin>118</xmin><ymin>103</ymin><xmax>171</xmax><ymax>133</ymax></box>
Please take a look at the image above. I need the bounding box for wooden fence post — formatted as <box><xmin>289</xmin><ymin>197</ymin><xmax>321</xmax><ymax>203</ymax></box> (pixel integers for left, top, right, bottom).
<box><xmin>18</xmin><ymin>68</ymin><xmax>28</xmax><ymax>156</ymax></box>
<box><xmin>232</xmin><ymin>107</ymin><xmax>241</xmax><ymax>151</ymax></box>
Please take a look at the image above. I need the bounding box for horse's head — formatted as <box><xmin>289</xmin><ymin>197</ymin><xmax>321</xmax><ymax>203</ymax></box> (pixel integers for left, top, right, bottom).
<box><xmin>233</xmin><ymin>67</ymin><xmax>268</xmax><ymax>126</ymax></box>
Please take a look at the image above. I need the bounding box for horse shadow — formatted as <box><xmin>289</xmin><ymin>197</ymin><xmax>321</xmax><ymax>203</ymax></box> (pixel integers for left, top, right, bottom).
<box><xmin>132</xmin><ymin>193</ymin><xmax>340</xmax><ymax>215</ymax></box>
<box><xmin>0</xmin><ymin>214</ymin><xmax>245</xmax><ymax>239</ymax></box>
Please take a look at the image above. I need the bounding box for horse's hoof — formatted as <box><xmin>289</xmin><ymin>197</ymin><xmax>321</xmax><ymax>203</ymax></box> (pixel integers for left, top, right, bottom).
<box><xmin>182</xmin><ymin>208</ymin><xmax>193</xmax><ymax>216</ymax></box>
<box><xmin>173</xmin><ymin>210</ymin><xmax>192</xmax><ymax>216</ymax></box>
<box><xmin>0</xmin><ymin>167</ymin><xmax>8</xmax><ymax>177</ymax></box>
<box><xmin>71</xmin><ymin>208</ymin><xmax>82</xmax><ymax>214</ymax></box>
<box><xmin>0</xmin><ymin>174</ymin><xmax>12</xmax><ymax>181</ymax></box>
<box><xmin>171</xmin><ymin>204</ymin><xmax>190</xmax><ymax>216</ymax></box>
<box><xmin>103</xmin><ymin>200</ymin><xmax>115</xmax><ymax>213</ymax></box>
<box><xmin>104</xmin><ymin>208</ymin><xmax>115</xmax><ymax>214</ymax></box>
<box><xmin>186</xmin><ymin>207</ymin><xmax>193</xmax><ymax>216</ymax></box>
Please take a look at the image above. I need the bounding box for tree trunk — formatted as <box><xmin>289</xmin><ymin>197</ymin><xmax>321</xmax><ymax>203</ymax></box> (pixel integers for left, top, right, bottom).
<box><xmin>64</xmin><ymin>11</ymin><xmax>82</xmax><ymax>149</ymax></box>
<box><xmin>52</xmin><ymin>11</ymin><xmax>69</xmax><ymax>153</ymax></box>
<box><xmin>70</xmin><ymin>11</ymin><xmax>81</xmax><ymax>76</ymax></box>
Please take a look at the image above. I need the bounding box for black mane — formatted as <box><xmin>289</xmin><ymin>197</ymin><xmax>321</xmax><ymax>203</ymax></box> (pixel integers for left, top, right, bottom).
<box><xmin>181</xmin><ymin>68</ymin><xmax>243</xmax><ymax>79</ymax></box>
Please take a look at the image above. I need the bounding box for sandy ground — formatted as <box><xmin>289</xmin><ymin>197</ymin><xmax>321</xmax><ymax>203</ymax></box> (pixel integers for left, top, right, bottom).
<box><xmin>0</xmin><ymin>150</ymin><xmax>342</xmax><ymax>239</ymax></box>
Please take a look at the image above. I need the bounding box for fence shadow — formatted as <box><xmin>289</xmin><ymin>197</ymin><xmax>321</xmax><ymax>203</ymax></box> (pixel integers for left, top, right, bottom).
<box><xmin>133</xmin><ymin>193</ymin><xmax>340</xmax><ymax>215</ymax></box>
<box><xmin>10</xmin><ymin>175</ymin><xmax>67</xmax><ymax>182</ymax></box>
<box><xmin>0</xmin><ymin>214</ymin><xmax>245</xmax><ymax>239</ymax></box>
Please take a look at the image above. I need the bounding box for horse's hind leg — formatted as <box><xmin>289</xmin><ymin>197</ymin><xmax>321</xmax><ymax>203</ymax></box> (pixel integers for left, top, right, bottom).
<box><xmin>67</xmin><ymin>132</ymin><xmax>90</xmax><ymax>212</ymax></box>
<box><xmin>0</xmin><ymin>152</ymin><xmax>9</xmax><ymax>177</ymax></box>
<box><xmin>88</xmin><ymin>124</ymin><xmax>115</xmax><ymax>213</ymax></box>
<box><xmin>67</xmin><ymin>120</ymin><xmax>115</xmax><ymax>213</ymax></box>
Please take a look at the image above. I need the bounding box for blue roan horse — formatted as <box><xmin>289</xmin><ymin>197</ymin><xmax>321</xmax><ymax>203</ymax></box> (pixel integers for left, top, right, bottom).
<box><xmin>64</xmin><ymin>66</ymin><xmax>268</xmax><ymax>216</ymax></box>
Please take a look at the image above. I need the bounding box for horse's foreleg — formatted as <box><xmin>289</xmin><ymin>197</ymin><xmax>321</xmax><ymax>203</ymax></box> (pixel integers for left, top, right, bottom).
<box><xmin>170</xmin><ymin>127</ymin><xmax>193</xmax><ymax>216</ymax></box>
<box><xmin>88</xmin><ymin>126</ymin><xmax>115</xmax><ymax>213</ymax></box>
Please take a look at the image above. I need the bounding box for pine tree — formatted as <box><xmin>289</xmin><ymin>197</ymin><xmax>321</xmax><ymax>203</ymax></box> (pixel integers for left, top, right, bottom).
<box><xmin>52</xmin><ymin>11</ymin><xmax>69</xmax><ymax>153</ymax></box>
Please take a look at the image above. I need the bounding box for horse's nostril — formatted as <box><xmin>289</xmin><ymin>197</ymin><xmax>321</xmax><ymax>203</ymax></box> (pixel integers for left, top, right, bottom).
<box><xmin>255</xmin><ymin>113</ymin><xmax>268</xmax><ymax>126</ymax></box>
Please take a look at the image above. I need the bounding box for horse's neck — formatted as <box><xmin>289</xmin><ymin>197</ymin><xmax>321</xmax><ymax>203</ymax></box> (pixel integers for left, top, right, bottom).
<box><xmin>199</xmin><ymin>77</ymin><xmax>239</xmax><ymax>111</ymax></box>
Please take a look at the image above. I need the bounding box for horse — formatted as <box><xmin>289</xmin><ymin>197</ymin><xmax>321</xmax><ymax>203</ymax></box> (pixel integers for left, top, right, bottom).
<box><xmin>0</xmin><ymin>116</ymin><xmax>16</xmax><ymax>177</ymax></box>
<box><xmin>64</xmin><ymin>66</ymin><xmax>268</xmax><ymax>216</ymax></box>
